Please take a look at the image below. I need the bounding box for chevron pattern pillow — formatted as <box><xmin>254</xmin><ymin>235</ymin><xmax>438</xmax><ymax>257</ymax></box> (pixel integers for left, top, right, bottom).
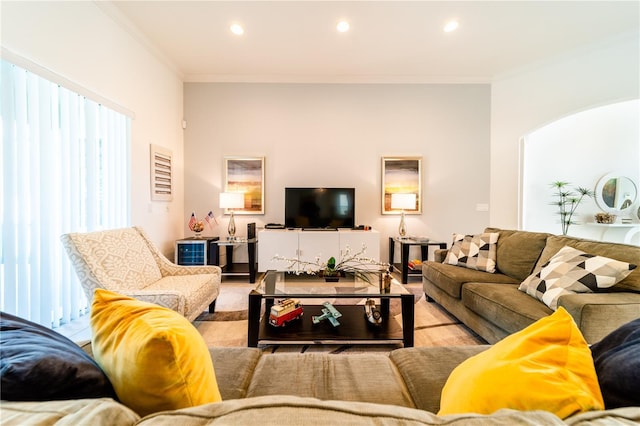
<box><xmin>444</xmin><ymin>232</ymin><xmax>499</xmax><ymax>273</ymax></box>
<box><xmin>518</xmin><ymin>245</ymin><xmax>636</xmax><ymax>310</ymax></box>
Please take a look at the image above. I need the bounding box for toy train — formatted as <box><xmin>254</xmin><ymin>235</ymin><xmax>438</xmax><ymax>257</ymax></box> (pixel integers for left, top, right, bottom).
<box><xmin>269</xmin><ymin>298</ymin><xmax>303</xmax><ymax>327</ymax></box>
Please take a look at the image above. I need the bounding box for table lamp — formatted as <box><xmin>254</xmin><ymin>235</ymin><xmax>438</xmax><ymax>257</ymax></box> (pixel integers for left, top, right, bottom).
<box><xmin>391</xmin><ymin>193</ymin><xmax>416</xmax><ymax>239</ymax></box>
<box><xmin>219</xmin><ymin>192</ymin><xmax>244</xmax><ymax>240</ymax></box>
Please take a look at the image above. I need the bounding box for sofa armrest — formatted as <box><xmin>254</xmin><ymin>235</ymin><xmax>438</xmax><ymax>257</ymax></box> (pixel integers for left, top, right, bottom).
<box><xmin>433</xmin><ymin>249</ymin><xmax>449</xmax><ymax>263</ymax></box>
<box><xmin>558</xmin><ymin>291</ymin><xmax>640</xmax><ymax>344</ymax></box>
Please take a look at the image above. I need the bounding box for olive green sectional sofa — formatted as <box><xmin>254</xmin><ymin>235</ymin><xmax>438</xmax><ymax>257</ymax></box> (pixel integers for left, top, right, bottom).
<box><xmin>2</xmin><ymin>343</ymin><xmax>639</xmax><ymax>425</ymax></box>
<box><xmin>422</xmin><ymin>227</ymin><xmax>640</xmax><ymax>344</ymax></box>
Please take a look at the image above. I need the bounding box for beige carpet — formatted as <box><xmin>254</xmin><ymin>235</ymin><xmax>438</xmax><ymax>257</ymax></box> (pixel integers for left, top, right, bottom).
<box><xmin>194</xmin><ymin>282</ymin><xmax>485</xmax><ymax>353</ymax></box>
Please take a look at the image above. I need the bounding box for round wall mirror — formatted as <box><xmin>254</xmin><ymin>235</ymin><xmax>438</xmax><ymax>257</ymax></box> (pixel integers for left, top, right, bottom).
<box><xmin>594</xmin><ymin>173</ymin><xmax>638</xmax><ymax>212</ymax></box>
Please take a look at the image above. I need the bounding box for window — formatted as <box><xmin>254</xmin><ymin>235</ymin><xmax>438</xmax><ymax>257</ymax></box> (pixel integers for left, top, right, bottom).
<box><xmin>1</xmin><ymin>59</ymin><xmax>131</xmax><ymax>328</ymax></box>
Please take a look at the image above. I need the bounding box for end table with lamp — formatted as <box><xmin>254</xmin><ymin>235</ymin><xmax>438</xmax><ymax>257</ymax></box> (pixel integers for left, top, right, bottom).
<box><xmin>389</xmin><ymin>237</ymin><xmax>447</xmax><ymax>284</ymax></box>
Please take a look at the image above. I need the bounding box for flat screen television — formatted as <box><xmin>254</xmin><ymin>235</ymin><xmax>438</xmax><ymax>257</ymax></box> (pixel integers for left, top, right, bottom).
<box><xmin>285</xmin><ymin>188</ymin><xmax>355</xmax><ymax>229</ymax></box>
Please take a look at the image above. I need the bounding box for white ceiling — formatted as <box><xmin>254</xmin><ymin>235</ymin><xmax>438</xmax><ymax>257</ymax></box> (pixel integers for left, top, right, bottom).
<box><xmin>103</xmin><ymin>1</ymin><xmax>640</xmax><ymax>84</ymax></box>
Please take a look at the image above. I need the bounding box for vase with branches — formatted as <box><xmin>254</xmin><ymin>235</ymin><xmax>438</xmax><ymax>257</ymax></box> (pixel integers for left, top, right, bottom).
<box><xmin>550</xmin><ymin>181</ymin><xmax>594</xmax><ymax>235</ymax></box>
<box><xmin>273</xmin><ymin>244</ymin><xmax>390</xmax><ymax>284</ymax></box>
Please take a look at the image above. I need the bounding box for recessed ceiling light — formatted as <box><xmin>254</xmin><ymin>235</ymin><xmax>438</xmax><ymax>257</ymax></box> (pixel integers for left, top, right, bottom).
<box><xmin>444</xmin><ymin>20</ymin><xmax>459</xmax><ymax>33</ymax></box>
<box><xmin>336</xmin><ymin>20</ymin><xmax>350</xmax><ymax>33</ymax></box>
<box><xmin>230</xmin><ymin>23</ymin><xmax>244</xmax><ymax>36</ymax></box>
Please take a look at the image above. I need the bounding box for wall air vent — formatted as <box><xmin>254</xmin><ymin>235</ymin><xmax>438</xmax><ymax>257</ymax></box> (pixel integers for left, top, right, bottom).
<box><xmin>150</xmin><ymin>144</ymin><xmax>173</xmax><ymax>201</ymax></box>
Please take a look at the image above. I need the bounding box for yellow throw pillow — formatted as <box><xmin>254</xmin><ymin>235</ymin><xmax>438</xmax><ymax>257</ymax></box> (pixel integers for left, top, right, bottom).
<box><xmin>90</xmin><ymin>289</ymin><xmax>221</xmax><ymax>416</ymax></box>
<box><xmin>438</xmin><ymin>308</ymin><xmax>603</xmax><ymax>419</ymax></box>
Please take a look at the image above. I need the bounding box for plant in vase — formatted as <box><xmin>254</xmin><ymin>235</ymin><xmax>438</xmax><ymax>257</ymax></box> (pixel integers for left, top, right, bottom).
<box><xmin>550</xmin><ymin>181</ymin><xmax>594</xmax><ymax>235</ymax></box>
<box><xmin>273</xmin><ymin>244</ymin><xmax>390</xmax><ymax>284</ymax></box>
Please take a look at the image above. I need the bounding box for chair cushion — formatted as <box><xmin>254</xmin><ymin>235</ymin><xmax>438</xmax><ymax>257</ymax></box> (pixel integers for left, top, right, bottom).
<box><xmin>438</xmin><ymin>308</ymin><xmax>604</xmax><ymax>419</ymax></box>
<box><xmin>142</xmin><ymin>274</ymin><xmax>218</xmax><ymax>317</ymax></box>
<box><xmin>0</xmin><ymin>312</ymin><xmax>116</xmax><ymax>401</ymax></box>
<box><xmin>90</xmin><ymin>289</ymin><xmax>221</xmax><ymax>416</ymax></box>
<box><xmin>69</xmin><ymin>227</ymin><xmax>162</xmax><ymax>291</ymax></box>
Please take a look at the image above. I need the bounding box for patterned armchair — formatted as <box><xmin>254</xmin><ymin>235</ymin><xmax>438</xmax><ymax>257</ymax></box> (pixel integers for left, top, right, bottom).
<box><xmin>61</xmin><ymin>227</ymin><xmax>220</xmax><ymax>322</ymax></box>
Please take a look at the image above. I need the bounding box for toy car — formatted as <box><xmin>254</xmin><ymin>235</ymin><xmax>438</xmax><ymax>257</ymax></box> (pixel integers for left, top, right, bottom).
<box><xmin>269</xmin><ymin>298</ymin><xmax>303</xmax><ymax>327</ymax></box>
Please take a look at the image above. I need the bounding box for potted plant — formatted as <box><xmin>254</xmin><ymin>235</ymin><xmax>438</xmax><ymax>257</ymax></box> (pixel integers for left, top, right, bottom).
<box><xmin>273</xmin><ymin>245</ymin><xmax>389</xmax><ymax>284</ymax></box>
<box><xmin>550</xmin><ymin>181</ymin><xmax>594</xmax><ymax>235</ymax></box>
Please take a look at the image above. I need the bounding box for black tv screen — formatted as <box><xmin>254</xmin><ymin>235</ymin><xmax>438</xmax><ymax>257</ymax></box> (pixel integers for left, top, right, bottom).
<box><xmin>285</xmin><ymin>188</ymin><xmax>355</xmax><ymax>229</ymax></box>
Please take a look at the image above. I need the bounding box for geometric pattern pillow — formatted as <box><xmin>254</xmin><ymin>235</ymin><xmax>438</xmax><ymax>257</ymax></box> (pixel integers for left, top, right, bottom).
<box><xmin>444</xmin><ymin>232</ymin><xmax>499</xmax><ymax>273</ymax></box>
<box><xmin>518</xmin><ymin>245</ymin><xmax>637</xmax><ymax>310</ymax></box>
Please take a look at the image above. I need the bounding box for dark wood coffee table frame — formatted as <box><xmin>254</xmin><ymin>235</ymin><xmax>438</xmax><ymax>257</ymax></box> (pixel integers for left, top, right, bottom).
<box><xmin>389</xmin><ymin>237</ymin><xmax>447</xmax><ymax>284</ymax></box>
<box><xmin>248</xmin><ymin>289</ymin><xmax>414</xmax><ymax>348</ymax></box>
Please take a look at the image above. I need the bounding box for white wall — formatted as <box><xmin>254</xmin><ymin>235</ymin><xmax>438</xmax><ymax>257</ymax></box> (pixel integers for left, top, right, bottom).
<box><xmin>490</xmin><ymin>31</ymin><xmax>640</xmax><ymax>230</ymax></box>
<box><xmin>1</xmin><ymin>1</ymin><xmax>184</xmax><ymax>254</ymax></box>
<box><xmin>522</xmin><ymin>99</ymin><xmax>640</xmax><ymax>244</ymax></box>
<box><xmin>184</xmin><ymin>83</ymin><xmax>491</xmax><ymax>261</ymax></box>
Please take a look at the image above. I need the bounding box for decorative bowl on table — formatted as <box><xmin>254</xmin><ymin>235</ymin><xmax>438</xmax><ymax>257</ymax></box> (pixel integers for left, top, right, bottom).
<box><xmin>595</xmin><ymin>213</ymin><xmax>616</xmax><ymax>224</ymax></box>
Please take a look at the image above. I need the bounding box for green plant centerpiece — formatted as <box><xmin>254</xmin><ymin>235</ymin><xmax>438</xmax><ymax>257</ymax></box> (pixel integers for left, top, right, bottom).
<box><xmin>273</xmin><ymin>244</ymin><xmax>390</xmax><ymax>284</ymax></box>
<box><xmin>550</xmin><ymin>181</ymin><xmax>594</xmax><ymax>235</ymax></box>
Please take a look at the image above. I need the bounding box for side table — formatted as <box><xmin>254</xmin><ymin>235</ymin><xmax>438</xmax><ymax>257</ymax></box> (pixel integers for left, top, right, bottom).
<box><xmin>217</xmin><ymin>238</ymin><xmax>258</xmax><ymax>283</ymax></box>
<box><xmin>388</xmin><ymin>237</ymin><xmax>447</xmax><ymax>284</ymax></box>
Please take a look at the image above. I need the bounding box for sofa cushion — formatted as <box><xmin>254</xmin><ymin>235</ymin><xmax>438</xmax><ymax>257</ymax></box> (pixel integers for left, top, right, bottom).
<box><xmin>462</xmin><ymin>283</ymin><xmax>552</xmax><ymax>335</ymax></box>
<box><xmin>438</xmin><ymin>308</ymin><xmax>604</xmax><ymax>419</ymax></box>
<box><xmin>390</xmin><ymin>346</ymin><xmax>490</xmax><ymax>413</ymax></box>
<box><xmin>209</xmin><ymin>347</ymin><xmax>262</xmax><ymax>400</ymax></box>
<box><xmin>135</xmin><ymin>395</ymin><xmax>566</xmax><ymax>425</ymax></box>
<box><xmin>519</xmin><ymin>246</ymin><xmax>636</xmax><ymax>310</ymax></box>
<box><xmin>422</xmin><ymin>262</ymin><xmax>518</xmax><ymax>299</ymax></box>
<box><xmin>246</xmin><ymin>353</ymin><xmax>415</xmax><ymax>408</ymax></box>
<box><xmin>444</xmin><ymin>232</ymin><xmax>499</xmax><ymax>273</ymax></box>
<box><xmin>0</xmin><ymin>398</ymin><xmax>139</xmax><ymax>426</ymax></box>
<box><xmin>485</xmin><ymin>228</ymin><xmax>550</xmax><ymax>281</ymax></box>
<box><xmin>535</xmin><ymin>235</ymin><xmax>640</xmax><ymax>292</ymax></box>
<box><xmin>90</xmin><ymin>289</ymin><xmax>222</xmax><ymax>416</ymax></box>
<box><xmin>0</xmin><ymin>312</ymin><xmax>116</xmax><ymax>402</ymax></box>
<box><xmin>559</xmin><ymin>291</ymin><xmax>640</xmax><ymax>344</ymax></box>
<box><xmin>590</xmin><ymin>318</ymin><xmax>640</xmax><ymax>409</ymax></box>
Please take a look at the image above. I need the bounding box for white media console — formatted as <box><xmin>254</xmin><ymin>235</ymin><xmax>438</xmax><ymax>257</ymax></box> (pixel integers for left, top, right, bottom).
<box><xmin>257</xmin><ymin>229</ymin><xmax>380</xmax><ymax>272</ymax></box>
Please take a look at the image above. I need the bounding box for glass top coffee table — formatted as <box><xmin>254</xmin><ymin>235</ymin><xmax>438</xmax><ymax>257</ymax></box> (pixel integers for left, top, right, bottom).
<box><xmin>248</xmin><ymin>270</ymin><xmax>414</xmax><ymax>347</ymax></box>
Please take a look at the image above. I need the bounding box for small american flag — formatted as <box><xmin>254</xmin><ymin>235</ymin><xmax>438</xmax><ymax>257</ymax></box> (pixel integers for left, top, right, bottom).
<box><xmin>188</xmin><ymin>212</ymin><xmax>197</xmax><ymax>230</ymax></box>
<box><xmin>204</xmin><ymin>210</ymin><xmax>217</xmax><ymax>228</ymax></box>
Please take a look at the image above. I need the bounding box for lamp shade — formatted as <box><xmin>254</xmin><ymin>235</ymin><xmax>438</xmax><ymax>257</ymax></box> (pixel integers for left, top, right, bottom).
<box><xmin>219</xmin><ymin>192</ymin><xmax>244</xmax><ymax>209</ymax></box>
<box><xmin>391</xmin><ymin>193</ymin><xmax>416</xmax><ymax>210</ymax></box>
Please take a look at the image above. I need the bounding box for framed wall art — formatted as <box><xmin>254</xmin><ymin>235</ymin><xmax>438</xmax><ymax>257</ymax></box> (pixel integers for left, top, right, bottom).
<box><xmin>223</xmin><ymin>156</ymin><xmax>265</xmax><ymax>214</ymax></box>
<box><xmin>381</xmin><ymin>156</ymin><xmax>422</xmax><ymax>214</ymax></box>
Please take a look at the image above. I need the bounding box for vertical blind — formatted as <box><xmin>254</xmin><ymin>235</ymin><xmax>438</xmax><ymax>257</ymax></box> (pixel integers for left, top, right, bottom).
<box><xmin>1</xmin><ymin>60</ymin><xmax>130</xmax><ymax>328</ymax></box>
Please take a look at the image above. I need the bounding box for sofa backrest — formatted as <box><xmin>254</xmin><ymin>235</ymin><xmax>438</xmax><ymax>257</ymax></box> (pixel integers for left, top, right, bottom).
<box><xmin>484</xmin><ymin>228</ymin><xmax>550</xmax><ymax>281</ymax></box>
<box><xmin>61</xmin><ymin>227</ymin><xmax>162</xmax><ymax>296</ymax></box>
<box><xmin>535</xmin><ymin>235</ymin><xmax>640</xmax><ymax>293</ymax></box>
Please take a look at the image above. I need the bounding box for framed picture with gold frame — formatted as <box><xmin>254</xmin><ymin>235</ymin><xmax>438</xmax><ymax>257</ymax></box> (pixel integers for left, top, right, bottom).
<box><xmin>223</xmin><ymin>156</ymin><xmax>265</xmax><ymax>214</ymax></box>
<box><xmin>381</xmin><ymin>156</ymin><xmax>422</xmax><ymax>214</ymax></box>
